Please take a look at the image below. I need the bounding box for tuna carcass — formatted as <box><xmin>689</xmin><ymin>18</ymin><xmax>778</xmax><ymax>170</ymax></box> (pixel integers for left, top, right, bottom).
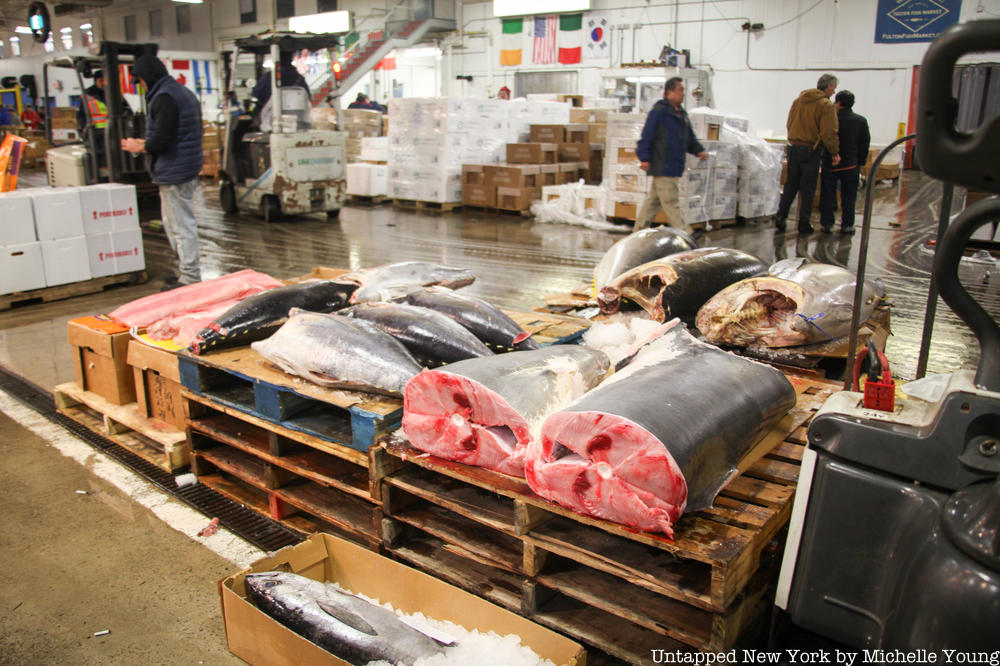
<box><xmin>245</xmin><ymin>572</ymin><xmax>448</xmax><ymax>665</ymax></box>
<box><xmin>341</xmin><ymin>302</ymin><xmax>493</xmax><ymax>366</ymax></box>
<box><xmin>340</xmin><ymin>262</ymin><xmax>476</xmax><ymax>303</ymax></box>
<box><xmin>598</xmin><ymin>247</ymin><xmax>768</xmax><ymax>321</ymax></box>
<box><xmin>593</xmin><ymin>227</ymin><xmax>698</xmax><ymax>293</ymax></box>
<box><xmin>403</xmin><ymin>346</ymin><xmax>610</xmax><ymax>476</ymax></box>
<box><xmin>188</xmin><ymin>280</ymin><xmax>358</xmax><ymax>354</ymax></box>
<box><xmin>395</xmin><ymin>287</ymin><xmax>540</xmax><ymax>351</ymax></box>
<box><xmin>251</xmin><ymin>309</ymin><xmax>422</xmax><ymax>396</ymax></box>
<box><xmin>526</xmin><ymin>320</ymin><xmax>796</xmax><ymax>537</ymax></box>
<box><xmin>696</xmin><ymin>258</ymin><xmax>887</xmax><ymax>348</ymax></box>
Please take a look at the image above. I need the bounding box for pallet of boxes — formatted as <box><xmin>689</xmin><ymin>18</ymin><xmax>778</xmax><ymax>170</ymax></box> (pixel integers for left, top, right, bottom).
<box><xmin>345</xmin><ymin>132</ymin><xmax>390</xmax><ymax>205</ymax></box>
<box><xmin>49</xmin><ymin>107</ymin><xmax>80</xmax><ymax>144</ymax></box>
<box><xmin>0</xmin><ymin>184</ymin><xmax>146</xmax><ymax>310</ymax></box>
<box><xmin>200</xmin><ymin>121</ymin><xmax>221</xmax><ymax>180</ymax></box>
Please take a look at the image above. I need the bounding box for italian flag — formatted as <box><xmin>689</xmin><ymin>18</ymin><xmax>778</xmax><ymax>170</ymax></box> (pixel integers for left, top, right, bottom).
<box><xmin>558</xmin><ymin>13</ymin><xmax>583</xmax><ymax>64</ymax></box>
<box><xmin>500</xmin><ymin>17</ymin><xmax>523</xmax><ymax>66</ymax></box>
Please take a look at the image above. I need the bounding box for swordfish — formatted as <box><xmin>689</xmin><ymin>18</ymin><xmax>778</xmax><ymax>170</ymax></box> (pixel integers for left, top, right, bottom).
<box><xmin>402</xmin><ymin>346</ymin><xmax>610</xmax><ymax>477</ymax></box>
<box><xmin>525</xmin><ymin>320</ymin><xmax>796</xmax><ymax>537</ymax></box>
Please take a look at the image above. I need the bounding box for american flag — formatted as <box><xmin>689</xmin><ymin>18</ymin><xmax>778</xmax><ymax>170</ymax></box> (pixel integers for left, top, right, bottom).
<box><xmin>532</xmin><ymin>15</ymin><xmax>557</xmax><ymax>64</ymax></box>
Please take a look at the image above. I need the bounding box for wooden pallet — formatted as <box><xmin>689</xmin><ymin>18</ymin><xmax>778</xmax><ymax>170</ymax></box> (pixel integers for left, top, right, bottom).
<box><xmin>374</xmin><ymin>373</ymin><xmax>837</xmax><ymax>655</ymax></box>
<box><xmin>347</xmin><ymin>194</ymin><xmax>388</xmax><ymax>207</ymax></box>
<box><xmin>462</xmin><ymin>204</ymin><xmax>532</xmax><ymax>217</ymax></box>
<box><xmin>391</xmin><ymin>199</ymin><xmax>462</xmax><ymax>214</ymax></box>
<box><xmin>503</xmin><ymin>309</ymin><xmax>591</xmax><ymax>347</ymax></box>
<box><xmin>710</xmin><ymin>218</ymin><xmax>738</xmax><ymax>228</ymax></box>
<box><xmin>53</xmin><ymin>382</ymin><xmax>189</xmax><ymax>472</ymax></box>
<box><xmin>1</xmin><ymin>270</ymin><xmax>147</xmax><ymax>311</ymax></box>
<box><xmin>177</xmin><ymin>348</ymin><xmax>403</xmax><ymax>452</ymax></box>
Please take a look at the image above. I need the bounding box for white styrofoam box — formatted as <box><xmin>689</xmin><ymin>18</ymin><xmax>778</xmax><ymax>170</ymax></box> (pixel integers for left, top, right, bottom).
<box><xmin>346</xmin><ymin>164</ymin><xmax>388</xmax><ymax>197</ymax></box>
<box><xmin>0</xmin><ymin>243</ymin><xmax>46</xmax><ymax>294</ymax></box>
<box><xmin>723</xmin><ymin>114</ymin><xmax>750</xmax><ymax>133</ymax></box>
<box><xmin>94</xmin><ymin>183</ymin><xmax>139</xmax><ymax>231</ymax></box>
<box><xmin>359</xmin><ymin>137</ymin><xmax>389</xmax><ymax>162</ymax></box>
<box><xmin>712</xmin><ymin>142</ymin><xmax>741</xmax><ymax>166</ymax></box>
<box><xmin>30</xmin><ymin>187</ymin><xmax>85</xmax><ymax>240</ymax></box>
<box><xmin>390</xmin><ymin>182</ymin><xmax>419</xmax><ymax>199</ymax></box>
<box><xmin>679</xmin><ymin>196</ymin><xmax>708</xmax><ymax>224</ymax></box>
<box><xmin>78</xmin><ymin>186</ymin><xmax>115</xmax><ymax>235</ymax></box>
<box><xmin>85</xmin><ymin>232</ymin><xmax>116</xmax><ymax>278</ymax></box>
<box><xmin>41</xmin><ymin>236</ymin><xmax>91</xmax><ymax>286</ymax></box>
<box><xmin>110</xmin><ymin>228</ymin><xmax>145</xmax><ymax>273</ymax></box>
<box><xmin>0</xmin><ymin>192</ymin><xmax>38</xmax><ymax>245</ymax></box>
<box><xmin>710</xmin><ymin>194</ymin><xmax>737</xmax><ymax>220</ymax></box>
<box><xmin>688</xmin><ymin>109</ymin><xmax>725</xmax><ymax>141</ymax></box>
<box><xmin>711</xmin><ymin>168</ymin><xmax>739</xmax><ymax>196</ymax></box>
<box><xmin>678</xmin><ymin>169</ymin><xmax>710</xmax><ymax>197</ymax></box>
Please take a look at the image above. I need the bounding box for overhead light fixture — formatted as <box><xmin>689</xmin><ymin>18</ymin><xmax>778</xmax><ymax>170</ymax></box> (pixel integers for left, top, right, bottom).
<box><xmin>493</xmin><ymin>0</ymin><xmax>589</xmax><ymax>17</ymax></box>
<box><xmin>288</xmin><ymin>10</ymin><xmax>349</xmax><ymax>34</ymax></box>
<box><xmin>80</xmin><ymin>23</ymin><xmax>92</xmax><ymax>29</ymax></box>
<box><xmin>10</xmin><ymin>36</ymin><xmax>20</xmax><ymax>42</ymax></box>
<box><xmin>172</xmin><ymin>0</ymin><xmax>204</xmax><ymax>4</ymax></box>
<box><xmin>61</xmin><ymin>26</ymin><xmax>73</xmax><ymax>33</ymax></box>
<box><xmin>14</xmin><ymin>26</ymin><xmax>33</xmax><ymax>34</ymax></box>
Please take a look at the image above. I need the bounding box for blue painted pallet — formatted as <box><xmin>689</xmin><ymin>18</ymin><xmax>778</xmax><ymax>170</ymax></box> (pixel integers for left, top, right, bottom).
<box><xmin>177</xmin><ymin>350</ymin><xmax>402</xmax><ymax>452</ymax></box>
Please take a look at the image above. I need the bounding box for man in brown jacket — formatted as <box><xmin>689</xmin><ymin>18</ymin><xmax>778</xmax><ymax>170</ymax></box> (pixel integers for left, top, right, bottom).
<box><xmin>775</xmin><ymin>73</ymin><xmax>840</xmax><ymax>233</ymax></box>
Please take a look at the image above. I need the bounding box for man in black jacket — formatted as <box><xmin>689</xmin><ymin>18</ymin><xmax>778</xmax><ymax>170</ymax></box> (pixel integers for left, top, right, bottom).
<box><xmin>121</xmin><ymin>54</ymin><xmax>204</xmax><ymax>287</ymax></box>
<box><xmin>819</xmin><ymin>90</ymin><xmax>870</xmax><ymax>234</ymax></box>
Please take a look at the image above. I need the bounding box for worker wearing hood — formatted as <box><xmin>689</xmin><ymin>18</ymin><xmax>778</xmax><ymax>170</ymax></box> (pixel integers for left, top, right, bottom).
<box><xmin>121</xmin><ymin>54</ymin><xmax>204</xmax><ymax>287</ymax></box>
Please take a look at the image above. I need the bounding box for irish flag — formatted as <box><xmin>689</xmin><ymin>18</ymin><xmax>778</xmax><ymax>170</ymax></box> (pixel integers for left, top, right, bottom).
<box><xmin>500</xmin><ymin>17</ymin><xmax>523</xmax><ymax>66</ymax></box>
<box><xmin>558</xmin><ymin>13</ymin><xmax>583</xmax><ymax>64</ymax></box>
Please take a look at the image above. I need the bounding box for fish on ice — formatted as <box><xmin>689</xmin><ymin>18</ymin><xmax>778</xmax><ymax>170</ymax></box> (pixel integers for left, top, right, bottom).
<box><xmin>340</xmin><ymin>262</ymin><xmax>476</xmax><ymax>303</ymax></box>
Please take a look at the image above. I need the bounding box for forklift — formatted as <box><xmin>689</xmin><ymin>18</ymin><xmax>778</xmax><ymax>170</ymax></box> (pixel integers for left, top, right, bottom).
<box><xmin>42</xmin><ymin>41</ymin><xmax>158</xmax><ymax>213</ymax></box>
<box><xmin>774</xmin><ymin>20</ymin><xmax>999</xmax><ymax>651</ymax></box>
<box><xmin>218</xmin><ymin>31</ymin><xmax>346</xmax><ymax>222</ymax></box>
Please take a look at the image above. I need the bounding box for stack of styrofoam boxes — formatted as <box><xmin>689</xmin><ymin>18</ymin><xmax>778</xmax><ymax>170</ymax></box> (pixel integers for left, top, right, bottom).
<box><xmin>346</xmin><ymin>136</ymin><xmax>390</xmax><ymax>197</ymax></box>
<box><xmin>388</xmin><ymin>98</ymin><xmax>509</xmax><ymax>203</ymax></box>
<box><xmin>602</xmin><ymin>113</ymin><xmax>653</xmax><ymax>222</ymax></box>
<box><xmin>79</xmin><ymin>184</ymin><xmax>145</xmax><ymax>277</ymax></box>
<box><xmin>0</xmin><ymin>191</ymin><xmax>47</xmax><ymax>294</ymax></box>
<box><xmin>705</xmin><ymin>142</ymin><xmax>741</xmax><ymax>222</ymax></box>
<box><xmin>342</xmin><ymin>109</ymin><xmax>383</xmax><ymax>163</ymax></box>
<box><xmin>737</xmin><ymin>141</ymin><xmax>782</xmax><ymax>219</ymax></box>
<box><xmin>507</xmin><ymin>100</ymin><xmax>571</xmax><ymax>143</ymax></box>
<box><xmin>360</xmin><ymin>137</ymin><xmax>389</xmax><ymax>163</ymax></box>
<box><xmin>676</xmin><ymin>165</ymin><xmax>710</xmax><ymax>228</ymax></box>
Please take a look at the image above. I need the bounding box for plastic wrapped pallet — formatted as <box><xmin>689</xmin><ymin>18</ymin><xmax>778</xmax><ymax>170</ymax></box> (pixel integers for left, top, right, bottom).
<box><xmin>720</xmin><ymin>126</ymin><xmax>781</xmax><ymax>219</ymax></box>
<box><xmin>346</xmin><ymin>163</ymin><xmax>387</xmax><ymax>196</ymax></box>
<box><xmin>360</xmin><ymin>137</ymin><xmax>388</xmax><ymax>162</ymax></box>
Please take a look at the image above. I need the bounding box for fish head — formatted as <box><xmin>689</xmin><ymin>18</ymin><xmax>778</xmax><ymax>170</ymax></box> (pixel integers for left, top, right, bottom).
<box><xmin>696</xmin><ymin>277</ymin><xmax>808</xmax><ymax>347</ymax></box>
<box><xmin>244</xmin><ymin>571</ymin><xmax>298</xmax><ymax>599</ymax></box>
<box><xmin>603</xmin><ymin>262</ymin><xmax>680</xmax><ymax>321</ymax></box>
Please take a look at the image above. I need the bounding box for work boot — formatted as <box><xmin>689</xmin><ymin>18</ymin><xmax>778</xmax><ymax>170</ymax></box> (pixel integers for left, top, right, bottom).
<box><xmin>798</xmin><ymin>223</ymin><xmax>814</xmax><ymax>233</ymax></box>
<box><xmin>840</xmin><ymin>226</ymin><xmax>855</xmax><ymax>235</ymax></box>
<box><xmin>821</xmin><ymin>224</ymin><xmax>833</xmax><ymax>234</ymax></box>
<box><xmin>774</xmin><ymin>216</ymin><xmax>786</xmax><ymax>231</ymax></box>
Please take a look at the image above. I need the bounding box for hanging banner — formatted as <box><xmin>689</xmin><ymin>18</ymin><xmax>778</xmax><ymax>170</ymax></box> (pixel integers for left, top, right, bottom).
<box><xmin>874</xmin><ymin>0</ymin><xmax>962</xmax><ymax>44</ymax></box>
<box><xmin>583</xmin><ymin>12</ymin><xmax>609</xmax><ymax>60</ymax></box>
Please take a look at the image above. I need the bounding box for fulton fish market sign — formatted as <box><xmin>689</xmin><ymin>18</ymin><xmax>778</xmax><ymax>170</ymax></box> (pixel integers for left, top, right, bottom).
<box><xmin>875</xmin><ymin>0</ymin><xmax>961</xmax><ymax>43</ymax></box>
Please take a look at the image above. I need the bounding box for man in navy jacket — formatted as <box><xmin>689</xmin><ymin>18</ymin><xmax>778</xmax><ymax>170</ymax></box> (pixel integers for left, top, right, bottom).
<box><xmin>634</xmin><ymin>77</ymin><xmax>707</xmax><ymax>233</ymax></box>
<box><xmin>819</xmin><ymin>90</ymin><xmax>870</xmax><ymax>234</ymax></box>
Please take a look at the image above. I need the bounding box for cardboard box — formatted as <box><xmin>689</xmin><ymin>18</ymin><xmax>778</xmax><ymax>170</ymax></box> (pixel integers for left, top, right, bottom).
<box><xmin>51</xmin><ymin>128</ymin><xmax>80</xmax><ymax>142</ymax></box>
<box><xmin>110</xmin><ymin>228</ymin><xmax>145</xmax><ymax>273</ymax></box>
<box><xmin>485</xmin><ymin>164</ymin><xmax>539</xmax><ymax>188</ymax></box>
<box><xmin>219</xmin><ymin>533</ymin><xmax>584</xmax><ymax>666</ymax></box>
<box><xmin>30</xmin><ymin>187</ymin><xmax>85</xmax><ymax>240</ymax></box>
<box><xmin>0</xmin><ymin>191</ymin><xmax>37</xmax><ymax>245</ymax></box>
<box><xmin>569</xmin><ymin>107</ymin><xmax>610</xmax><ymax>124</ymax></box>
<box><xmin>68</xmin><ymin>315</ymin><xmax>136</xmax><ymax>405</ymax></box>
<box><xmin>614</xmin><ymin>200</ymin><xmax>668</xmax><ymax>224</ymax></box>
<box><xmin>564</xmin><ymin>124</ymin><xmax>591</xmax><ymax>144</ymax></box>
<box><xmin>538</xmin><ymin>164</ymin><xmax>558</xmax><ymax>186</ymax></box>
<box><xmin>558</xmin><ymin>143</ymin><xmax>591</xmax><ymax>163</ymax></box>
<box><xmin>506</xmin><ymin>143</ymin><xmax>557</xmax><ymax>165</ymax></box>
<box><xmin>127</xmin><ymin>340</ymin><xmax>184</xmax><ymax>430</ymax></box>
<box><xmin>461</xmin><ymin>164</ymin><xmax>487</xmax><ymax>186</ymax></box>
<box><xmin>41</xmin><ymin>236</ymin><xmax>91</xmax><ymax>286</ymax></box>
<box><xmin>0</xmin><ymin>242</ymin><xmax>46</xmax><ymax>294</ymax></box>
<box><xmin>617</xmin><ymin>146</ymin><xmax>638</xmax><ymax>163</ymax></box>
<box><xmin>689</xmin><ymin>110</ymin><xmax>725</xmax><ymax>142</ymax></box>
<box><xmin>557</xmin><ymin>94</ymin><xmax>583</xmax><ymax>108</ymax></box>
<box><xmin>529</xmin><ymin>125</ymin><xmax>566</xmax><ymax>143</ymax></box>
<box><xmin>461</xmin><ymin>183</ymin><xmax>496</xmax><ymax>207</ymax></box>
<box><xmin>587</xmin><ymin>123</ymin><xmax>607</xmax><ymax>143</ymax></box>
<box><xmin>496</xmin><ymin>186</ymin><xmax>541</xmax><ymax>212</ymax></box>
<box><xmin>557</xmin><ymin>162</ymin><xmax>579</xmax><ymax>184</ymax></box>
<box><xmin>86</xmin><ymin>233</ymin><xmax>116</xmax><ymax>278</ymax></box>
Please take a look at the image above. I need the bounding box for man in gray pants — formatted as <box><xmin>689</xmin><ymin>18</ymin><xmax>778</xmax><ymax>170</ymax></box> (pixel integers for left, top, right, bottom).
<box><xmin>122</xmin><ymin>54</ymin><xmax>204</xmax><ymax>287</ymax></box>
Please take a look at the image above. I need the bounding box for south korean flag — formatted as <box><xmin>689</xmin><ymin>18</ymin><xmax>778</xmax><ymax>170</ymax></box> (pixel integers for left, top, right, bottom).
<box><xmin>584</xmin><ymin>14</ymin><xmax>609</xmax><ymax>60</ymax></box>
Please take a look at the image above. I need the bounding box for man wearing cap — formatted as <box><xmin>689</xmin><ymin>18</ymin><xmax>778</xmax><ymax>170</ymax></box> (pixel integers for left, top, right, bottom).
<box><xmin>121</xmin><ymin>54</ymin><xmax>204</xmax><ymax>288</ymax></box>
<box><xmin>497</xmin><ymin>86</ymin><xmax>511</xmax><ymax>100</ymax></box>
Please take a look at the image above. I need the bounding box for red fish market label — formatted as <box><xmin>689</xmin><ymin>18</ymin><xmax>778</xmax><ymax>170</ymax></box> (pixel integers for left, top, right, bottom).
<box><xmin>93</xmin><ymin>207</ymin><xmax>135</xmax><ymax>220</ymax></box>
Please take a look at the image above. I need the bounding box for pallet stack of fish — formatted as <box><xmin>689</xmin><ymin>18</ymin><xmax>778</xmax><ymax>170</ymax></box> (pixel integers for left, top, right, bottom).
<box><xmin>387</xmin><ymin>98</ymin><xmax>510</xmax><ymax>203</ymax></box>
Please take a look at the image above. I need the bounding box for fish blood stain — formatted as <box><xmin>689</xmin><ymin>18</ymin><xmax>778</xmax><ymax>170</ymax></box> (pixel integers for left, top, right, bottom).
<box><xmin>460</xmin><ymin>433</ymin><xmax>477</xmax><ymax>451</ymax></box>
<box><xmin>587</xmin><ymin>434</ymin><xmax>612</xmax><ymax>455</ymax></box>
<box><xmin>452</xmin><ymin>392</ymin><xmax>471</xmax><ymax>409</ymax></box>
<box><xmin>572</xmin><ymin>470</ymin><xmax>592</xmax><ymax>495</ymax></box>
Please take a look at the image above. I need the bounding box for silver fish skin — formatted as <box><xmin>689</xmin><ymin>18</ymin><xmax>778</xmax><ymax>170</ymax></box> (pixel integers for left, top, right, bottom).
<box><xmin>593</xmin><ymin>227</ymin><xmax>698</xmax><ymax>292</ymax></box>
<box><xmin>244</xmin><ymin>572</ymin><xmax>448</xmax><ymax>666</ymax></box>
<box><xmin>696</xmin><ymin>258</ymin><xmax>887</xmax><ymax>347</ymax></box>
<box><xmin>251</xmin><ymin>309</ymin><xmax>422</xmax><ymax>395</ymax></box>
<box><xmin>341</xmin><ymin>262</ymin><xmax>476</xmax><ymax>303</ymax></box>
<box><xmin>396</xmin><ymin>286</ymin><xmax>540</xmax><ymax>351</ymax></box>
<box><xmin>342</xmin><ymin>302</ymin><xmax>494</xmax><ymax>366</ymax></box>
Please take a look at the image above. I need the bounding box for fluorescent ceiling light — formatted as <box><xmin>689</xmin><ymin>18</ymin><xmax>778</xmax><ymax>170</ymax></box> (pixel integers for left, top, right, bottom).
<box><xmin>289</xmin><ymin>10</ymin><xmax>349</xmax><ymax>34</ymax></box>
<box><xmin>61</xmin><ymin>27</ymin><xmax>73</xmax><ymax>33</ymax></box>
<box><xmin>172</xmin><ymin>0</ymin><xmax>203</xmax><ymax>4</ymax></box>
<box><xmin>493</xmin><ymin>0</ymin><xmax>589</xmax><ymax>17</ymax></box>
<box><xmin>14</xmin><ymin>26</ymin><xmax>32</xmax><ymax>34</ymax></box>
<box><xmin>10</xmin><ymin>36</ymin><xmax>19</xmax><ymax>42</ymax></box>
<box><xmin>80</xmin><ymin>23</ymin><xmax>92</xmax><ymax>29</ymax></box>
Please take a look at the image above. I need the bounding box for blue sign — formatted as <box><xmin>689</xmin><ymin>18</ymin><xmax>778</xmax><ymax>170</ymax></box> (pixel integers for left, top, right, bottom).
<box><xmin>875</xmin><ymin>0</ymin><xmax>962</xmax><ymax>43</ymax></box>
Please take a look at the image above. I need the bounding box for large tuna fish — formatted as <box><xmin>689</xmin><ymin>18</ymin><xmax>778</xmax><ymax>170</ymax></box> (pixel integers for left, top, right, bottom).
<box><xmin>340</xmin><ymin>262</ymin><xmax>476</xmax><ymax>303</ymax></box>
<box><xmin>696</xmin><ymin>258</ymin><xmax>887</xmax><ymax>348</ymax></box>
<box><xmin>341</xmin><ymin>302</ymin><xmax>493</xmax><ymax>367</ymax></box>
<box><xmin>403</xmin><ymin>346</ymin><xmax>610</xmax><ymax>476</ymax></box>
<box><xmin>189</xmin><ymin>280</ymin><xmax>358</xmax><ymax>354</ymax></box>
<box><xmin>598</xmin><ymin>247</ymin><xmax>768</xmax><ymax>320</ymax></box>
<box><xmin>395</xmin><ymin>287</ymin><xmax>539</xmax><ymax>351</ymax></box>
<box><xmin>593</xmin><ymin>227</ymin><xmax>698</xmax><ymax>292</ymax></box>
<box><xmin>245</xmin><ymin>572</ymin><xmax>448</xmax><ymax>665</ymax></box>
<box><xmin>526</xmin><ymin>320</ymin><xmax>796</xmax><ymax>537</ymax></box>
<box><xmin>252</xmin><ymin>309</ymin><xmax>422</xmax><ymax>395</ymax></box>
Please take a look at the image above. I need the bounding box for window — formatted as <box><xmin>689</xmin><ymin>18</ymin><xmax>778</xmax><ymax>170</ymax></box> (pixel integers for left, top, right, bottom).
<box><xmin>176</xmin><ymin>5</ymin><xmax>191</xmax><ymax>34</ymax></box>
<box><xmin>10</xmin><ymin>36</ymin><xmax>20</xmax><ymax>57</ymax></box>
<box><xmin>124</xmin><ymin>14</ymin><xmax>137</xmax><ymax>41</ymax></box>
<box><xmin>239</xmin><ymin>0</ymin><xmax>257</xmax><ymax>24</ymax></box>
<box><xmin>60</xmin><ymin>27</ymin><xmax>73</xmax><ymax>50</ymax></box>
<box><xmin>44</xmin><ymin>35</ymin><xmax>55</xmax><ymax>52</ymax></box>
<box><xmin>276</xmin><ymin>0</ymin><xmax>295</xmax><ymax>20</ymax></box>
<box><xmin>317</xmin><ymin>0</ymin><xmax>337</xmax><ymax>12</ymax></box>
<box><xmin>0</xmin><ymin>40</ymin><xmax>5</xmax><ymax>59</ymax></box>
<box><xmin>81</xmin><ymin>23</ymin><xmax>94</xmax><ymax>46</ymax></box>
<box><xmin>149</xmin><ymin>9</ymin><xmax>162</xmax><ymax>37</ymax></box>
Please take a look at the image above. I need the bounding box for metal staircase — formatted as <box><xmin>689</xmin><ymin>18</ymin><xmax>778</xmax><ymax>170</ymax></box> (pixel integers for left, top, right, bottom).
<box><xmin>313</xmin><ymin>0</ymin><xmax>456</xmax><ymax>106</ymax></box>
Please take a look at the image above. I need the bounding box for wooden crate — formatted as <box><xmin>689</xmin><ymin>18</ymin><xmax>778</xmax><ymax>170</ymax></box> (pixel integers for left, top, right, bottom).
<box><xmin>54</xmin><ymin>382</ymin><xmax>189</xmax><ymax>472</ymax></box>
<box><xmin>177</xmin><ymin>348</ymin><xmax>403</xmax><ymax>451</ymax></box>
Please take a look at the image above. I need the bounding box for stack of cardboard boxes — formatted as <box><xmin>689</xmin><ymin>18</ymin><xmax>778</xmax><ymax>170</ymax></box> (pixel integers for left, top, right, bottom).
<box><xmin>342</xmin><ymin>109</ymin><xmax>384</xmax><ymax>163</ymax></box>
<box><xmin>201</xmin><ymin>122</ymin><xmax>221</xmax><ymax>178</ymax></box>
<box><xmin>603</xmin><ymin>113</ymin><xmax>655</xmax><ymax>222</ymax></box>
<box><xmin>49</xmin><ymin>107</ymin><xmax>79</xmax><ymax>143</ymax></box>
<box><xmin>0</xmin><ymin>184</ymin><xmax>145</xmax><ymax>295</ymax></box>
